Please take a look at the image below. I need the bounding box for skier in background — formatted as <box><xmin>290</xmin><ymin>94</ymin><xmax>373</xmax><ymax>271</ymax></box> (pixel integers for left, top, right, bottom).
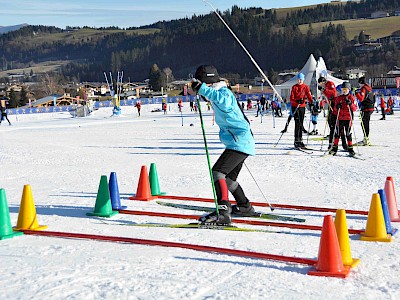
<box><xmin>290</xmin><ymin>72</ymin><xmax>313</xmax><ymax>148</ymax></box>
<box><xmin>0</xmin><ymin>97</ymin><xmax>11</xmax><ymax>126</ymax></box>
<box><xmin>135</xmin><ymin>101</ymin><xmax>141</xmax><ymax>117</ymax></box>
<box><xmin>355</xmin><ymin>77</ymin><xmax>374</xmax><ymax>146</ymax></box>
<box><xmin>379</xmin><ymin>95</ymin><xmax>386</xmax><ymax>120</ymax></box>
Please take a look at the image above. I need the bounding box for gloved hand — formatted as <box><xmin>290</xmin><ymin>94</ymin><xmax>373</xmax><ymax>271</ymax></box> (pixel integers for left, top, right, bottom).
<box><xmin>296</xmin><ymin>99</ymin><xmax>304</xmax><ymax>104</ymax></box>
<box><xmin>336</xmin><ymin>103</ymin><xmax>342</xmax><ymax>109</ymax></box>
<box><xmin>318</xmin><ymin>86</ymin><xmax>323</xmax><ymax>91</ymax></box>
<box><xmin>191</xmin><ymin>79</ymin><xmax>202</xmax><ymax>93</ymax></box>
<box><xmin>345</xmin><ymin>98</ymin><xmax>351</xmax><ymax>105</ymax></box>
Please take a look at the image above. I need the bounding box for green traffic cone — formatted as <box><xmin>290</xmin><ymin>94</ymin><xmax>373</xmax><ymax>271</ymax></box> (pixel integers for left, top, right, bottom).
<box><xmin>0</xmin><ymin>188</ymin><xmax>23</xmax><ymax>240</ymax></box>
<box><xmin>87</xmin><ymin>176</ymin><xmax>118</xmax><ymax>218</ymax></box>
<box><xmin>149</xmin><ymin>163</ymin><xmax>166</xmax><ymax>196</ymax></box>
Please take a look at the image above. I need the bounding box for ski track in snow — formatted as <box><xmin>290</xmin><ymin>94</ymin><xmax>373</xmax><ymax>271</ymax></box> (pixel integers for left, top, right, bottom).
<box><xmin>0</xmin><ymin>105</ymin><xmax>399</xmax><ymax>299</ymax></box>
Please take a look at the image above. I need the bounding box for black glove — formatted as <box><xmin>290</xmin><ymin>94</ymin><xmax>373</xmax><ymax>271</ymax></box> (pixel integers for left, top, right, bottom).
<box><xmin>336</xmin><ymin>103</ymin><xmax>342</xmax><ymax>109</ymax></box>
<box><xmin>318</xmin><ymin>86</ymin><xmax>323</xmax><ymax>91</ymax></box>
<box><xmin>345</xmin><ymin>98</ymin><xmax>351</xmax><ymax>105</ymax></box>
<box><xmin>296</xmin><ymin>99</ymin><xmax>304</xmax><ymax>104</ymax></box>
<box><xmin>191</xmin><ymin>79</ymin><xmax>202</xmax><ymax>93</ymax></box>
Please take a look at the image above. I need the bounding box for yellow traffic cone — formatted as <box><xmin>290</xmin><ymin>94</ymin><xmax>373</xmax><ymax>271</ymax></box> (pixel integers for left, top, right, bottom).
<box><xmin>360</xmin><ymin>194</ymin><xmax>392</xmax><ymax>242</ymax></box>
<box><xmin>14</xmin><ymin>185</ymin><xmax>47</xmax><ymax>231</ymax></box>
<box><xmin>334</xmin><ymin>209</ymin><xmax>360</xmax><ymax>267</ymax></box>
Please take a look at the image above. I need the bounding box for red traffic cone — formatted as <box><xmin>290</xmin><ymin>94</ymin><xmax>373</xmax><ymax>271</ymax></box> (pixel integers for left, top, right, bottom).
<box><xmin>308</xmin><ymin>215</ymin><xmax>351</xmax><ymax>278</ymax></box>
<box><xmin>385</xmin><ymin>177</ymin><xmax>400</xmax><ymax>222</ymax></box>
<box><xmin>129</xmin><ymin>166</ymin><xmax>157</xmax><ymax>201</ymax></box>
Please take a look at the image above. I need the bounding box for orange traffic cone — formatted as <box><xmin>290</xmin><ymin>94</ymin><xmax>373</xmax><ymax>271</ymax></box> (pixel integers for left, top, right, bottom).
<box><xmin>308</xmin><ymin>215</ymin><xmax>351</xmax><ymax>278</ymax></box>
<box><xmin>14</xmin><ymin>185</ymin><xmax>48</xmax><ymax>231</ymax></box>
<box><xmin>360</xmin><ymin>193</ymin><xmax>392</xmax><ymax>242</ymax></box>
<box><xmin>129</xmin><ymin>166</ymin><xmax>157</xmax><ymax>201</ymax></box>
<box><xmin>385</xmin><ymin>177</ymin><xmax>400</xmax><ymax>222</ymax></box>
<box><xmin>334</xmin><ymin>209</ymin><xmax>360</xmax><ymax>268</ymax></box>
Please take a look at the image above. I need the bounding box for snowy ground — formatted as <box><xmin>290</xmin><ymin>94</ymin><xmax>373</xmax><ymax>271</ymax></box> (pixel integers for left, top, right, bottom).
<box><xmin>0</xmin><ymin>103</ymin><xmax>399</xmax><ymax>299</ymax></box>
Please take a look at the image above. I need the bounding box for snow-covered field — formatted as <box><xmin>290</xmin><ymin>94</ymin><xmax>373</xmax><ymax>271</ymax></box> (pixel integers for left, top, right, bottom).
<box><xmin>1</xmin><ymin>103</ymin><xmax>399</xmax><ymax>299</ymax></box>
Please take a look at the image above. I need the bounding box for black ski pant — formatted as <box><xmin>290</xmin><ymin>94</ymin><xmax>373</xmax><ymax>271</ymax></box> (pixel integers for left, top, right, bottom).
<box><xmin>292</xmin><ymin>106</ymin><xmax>305</xmax><ymax>143</ymax></box>
<box><xmin>0</xmin><ymin>114</ymin><xmax>11</xmax><ymax>125</ymax></box>
<box><xmin>334</xmin><ymin>120</ymin><xmax>352</xmax><ymax>146</ymax></box>
<box><xmin>361</xmin><ymin>110</ymin><xmax>373</xmax><ymax>137</ymax></box>
<box><xmin>212</xmin><ymin>149</ymin><xmax>249</xmax><ymax>206</ymax></box>
<box><xmin>381</xmin><ymin>107</ymin><xmax>385</xmax><ymax>119</ymax></box>
<box><xmin>328</xmin><ymin>113</ymin><xmax>347</xmax><ymax>147</ymax></box>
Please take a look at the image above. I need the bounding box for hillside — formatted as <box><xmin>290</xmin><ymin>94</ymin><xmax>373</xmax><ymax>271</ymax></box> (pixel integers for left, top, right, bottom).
<box><xmin>0</xmin><ymin>0</ymin><xmax>399</xmax><ymax>83</ymax></box>
<box><xmin>298</xmin><ymin>16</ymin><xmax>400</xmax><ymax>40</ymax></box>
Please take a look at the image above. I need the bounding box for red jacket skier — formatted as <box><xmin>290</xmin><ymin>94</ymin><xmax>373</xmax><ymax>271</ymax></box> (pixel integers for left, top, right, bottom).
<box><xmin>329</xmin><ymin>82</ymin><xmax>357</xmax><ymax>157</ymax></box>
<box><xmin>355</xmin><ymin>77</ymin><xmax>374</xmax><ymax>145</ymax></box>
<box><xmin>289</xmin><ymin>73</ymin><xmax>313</xmax><ymax>148</ymax></box>
<box><xmin>379</xmin><ymin>95</ymin><xmax>386</xmax><ymax>120</ymax></box>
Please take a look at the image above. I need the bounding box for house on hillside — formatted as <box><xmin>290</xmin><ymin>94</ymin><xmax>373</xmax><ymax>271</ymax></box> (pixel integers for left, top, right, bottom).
<box><xmin>345</xmin><ymin>68</ymin><xmax>366</xmax><ymax>80</ymax></box>
<box><xmin>371</xmin><ymin>11</ymin><xmax>389</xmax><ymax>19</ymax></box>
<box><xmin>353</xmin><ymin>42</ymin><xmax>382</xmax><ymax>55</ymax></box>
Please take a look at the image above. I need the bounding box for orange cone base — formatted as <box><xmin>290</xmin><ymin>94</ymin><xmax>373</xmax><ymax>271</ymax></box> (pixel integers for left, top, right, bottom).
<box><xmin>128</xmin><ymin>195</ymin><xmax>157</xmax><ymax>201</ymax></box>
<box><xmin>344</xmin><ymin>258</ymin><xmax>361</xmax><ymax>268</ymax></box>
<box><xmin>0</xmin><ymin>230</ymin><xmax>24</xmax><ymax>240</ymax></box>
<box><xmin>360</xmin><ymin>234</ymin><xmax>392</xmax><ymax>242</ymax></box>
<box><xmin>308</xmin><ymin>265</ymin><xmax>351</xmax><ymax>278</ymax></box>
<box><xmin>86</xmin><ymin>211</ymin><xmax>119</xmax><ymax>218</ymax></box>
<box><xmin>14</xmin><ymin>224</ymin><xmax>48</xmax><ymax>231</ymax></box>
<box><xmin>307</xmin><ymin>266</ymin><xmax>351</xmax><ymax>278</ymax></box>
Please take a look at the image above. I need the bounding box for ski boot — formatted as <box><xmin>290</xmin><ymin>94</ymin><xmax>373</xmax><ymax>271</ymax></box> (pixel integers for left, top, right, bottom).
<box><xmin>199</xmin><ymin>200</ymin><xmax>232</xmax><ymax>226</ymax></box>
<box><xmin>328</xmin><ymin>145</ymin><xmax>338</xmax><ymax>156</ymax></box>
<box><xmin>232</xmin><ymin>204</ymin><xmax>255</xmax><ymax>217</ymax></box>
<box><xmin>348</xmin><ymin>146</ymin><xmax>356</xmax><ymax>157</ymax></box>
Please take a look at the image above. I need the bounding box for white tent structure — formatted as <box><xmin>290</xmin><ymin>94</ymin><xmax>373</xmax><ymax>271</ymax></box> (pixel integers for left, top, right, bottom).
<box><xmin>275</xmin><ymin>54</ymin><xmax>345</xmax><ymax>100</ymax></box>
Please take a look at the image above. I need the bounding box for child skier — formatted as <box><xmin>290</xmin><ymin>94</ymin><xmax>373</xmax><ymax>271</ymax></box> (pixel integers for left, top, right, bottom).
<box><xmin>309</xmin><ymin>98</ymin><xmax>321</xmax><ymax>135</ymax></box>
<box><xmin>191</xmin><ymin>65</ymin><xmax>255</xmax><ymax>226</ymax></box>
<box><xmin>328</xmin><ymin>82</ymin><xmax>357</xmax><ymax>156</ymax></box>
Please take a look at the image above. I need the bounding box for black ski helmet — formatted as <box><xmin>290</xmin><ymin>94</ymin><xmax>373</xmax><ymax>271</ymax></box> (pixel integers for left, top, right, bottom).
<box><xmin>358</xmin><ymin>77</ymin><xmax>366</xmax><ymax>84</ymax></box>
<box><xmin>195</xmin><ymin>65</ymin><xmax>220</xmax><ymax>84</ymax></box>
<box><xmin>342</xmin><ymin>82</ymin><xmax>351</xmax><ymax>90</ymax></box>
<box><xmin>318</xmin><ymin>77</ymin><xmax>327</xmax><ymax>84</ymax></box>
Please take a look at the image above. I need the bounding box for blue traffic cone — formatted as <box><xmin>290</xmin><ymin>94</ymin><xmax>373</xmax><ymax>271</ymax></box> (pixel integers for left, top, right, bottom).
<box><xmin>378</xmin><ymin>189</ymin><xmax>397</xmax><ymax>236</ymax></box>
<box><xmin>109</xmin><ymin>172</ymin><xmax>126</xmax><ymax>210</ymax></box>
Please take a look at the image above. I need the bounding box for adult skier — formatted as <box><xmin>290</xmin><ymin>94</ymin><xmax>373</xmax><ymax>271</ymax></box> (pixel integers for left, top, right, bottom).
<box><xmin>191</xmin><ymin>65</ymin><xmax>255</xmax><ymax>226</ymax></box>
<box><xmin>289</xmin><ymin>72</ymin><xmax>313</xmax><ymax>148</ymax></box>
<box><xmin>355</xmin><ymin>77</ymin><xmax>375</xmax><ymax>145</ymax></box>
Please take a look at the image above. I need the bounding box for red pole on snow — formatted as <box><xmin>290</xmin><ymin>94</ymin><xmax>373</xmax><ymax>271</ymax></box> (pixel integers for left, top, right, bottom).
<box><xmin>21</xmin><ymin>229</ymin><xmax>317</xmax><ymax>266</ymax></box>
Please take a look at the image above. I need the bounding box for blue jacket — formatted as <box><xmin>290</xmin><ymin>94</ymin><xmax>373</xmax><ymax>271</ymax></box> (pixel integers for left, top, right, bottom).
<box><xmin>198</xmin><ymin>82</ymin><xmax>255</xmax><ymax>156</ymax></box>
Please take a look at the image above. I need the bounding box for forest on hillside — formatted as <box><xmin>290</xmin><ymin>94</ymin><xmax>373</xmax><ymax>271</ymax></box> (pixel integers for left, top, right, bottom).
<box><xmin>0</xmin><ymin>0</ymin><xmax>399</xmax><ymax>84</ymax></box>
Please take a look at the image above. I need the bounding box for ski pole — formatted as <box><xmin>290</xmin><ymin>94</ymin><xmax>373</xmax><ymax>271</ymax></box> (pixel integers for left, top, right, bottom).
<box><xmin>202</xmin><ymin>0</ymin><xmax>284</xmax><ymax>102</ymax></box>
<box><xmin>320</xmin><ymin>113</ymin><xmax>329</xmax><ymax>151</ymax></box>
<box><xmin>274</xmin><ymin>104</ymin><xmax>300</xmax><ymax>147</ymax></box>
<box><xmin>348</xmin><ymin>104</ymin><xmax>360</xmax><ymax>155</ymax></box>
<box><xmin>196</xmin><ymin>95</ymin><xmax>219</xmax><ymax>213</ymax></box>
<box><xmin>306</xmin><ymin>105</ymin><xmax>312</xmax><ymax>146</ymax></box>
<box><xmin>244</xmin><ymin>162</ymin><xmax>274</xmax><ymax>211</ymax></box>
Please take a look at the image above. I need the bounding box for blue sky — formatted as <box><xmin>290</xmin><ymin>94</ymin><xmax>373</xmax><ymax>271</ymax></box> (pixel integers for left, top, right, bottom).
<box><xmin>1</xmin><ymin>1</ymin><xmax>330</xmax><ymax>28</ymax></box>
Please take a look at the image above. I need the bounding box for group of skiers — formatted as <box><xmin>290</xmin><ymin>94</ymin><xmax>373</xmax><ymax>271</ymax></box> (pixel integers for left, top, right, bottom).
<box><xmin>282</xmin><ymin>72</ymin><xmax>382</xmax><ymax>156</ymax></box>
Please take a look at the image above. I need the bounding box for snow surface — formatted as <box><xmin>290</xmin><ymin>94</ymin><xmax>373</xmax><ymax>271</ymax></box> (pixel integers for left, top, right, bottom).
<box><xmin>0</xmin><ymin>103</ymin><xmax>399</xmax><ymax>300</ymax></box>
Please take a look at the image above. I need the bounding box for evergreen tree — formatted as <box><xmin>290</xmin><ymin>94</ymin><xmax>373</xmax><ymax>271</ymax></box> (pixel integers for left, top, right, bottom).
<box><xmin>9</xmin><ymin>89</ymin><xmax>18</xmax><ymax>108</ymax></box>
<box><xmin>19</xmin><ymin>86</ymin><xmax>28</xmax><ymax>106</ymax></box>
<box><xmin>148</xmin><ymin>64</ymin><xmax>163</xmax><ymax>91</ymax></box>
